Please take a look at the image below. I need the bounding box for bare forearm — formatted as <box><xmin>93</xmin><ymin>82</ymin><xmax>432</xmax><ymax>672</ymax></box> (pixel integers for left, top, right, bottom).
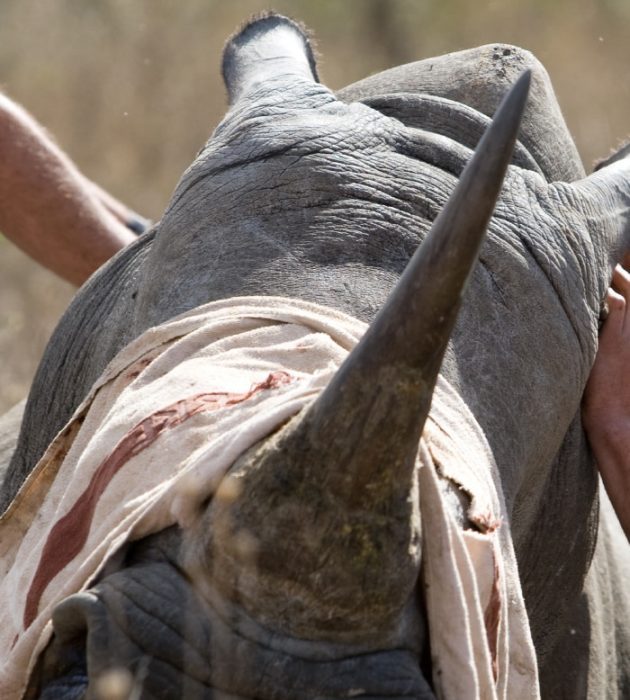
<box><xmin>0</xmin><ymin>94</ymin><xmax>135</xmax><ymax>285</ymax></box>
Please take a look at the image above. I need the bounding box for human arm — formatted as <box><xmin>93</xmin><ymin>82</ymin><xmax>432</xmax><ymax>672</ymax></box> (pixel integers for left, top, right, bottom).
<box><xmin>583</xmin><ymin>265</ymin><xmax>630</xmax><ymax>539</ymax></box>
<box><xmin>86</xmin><ymin>179</ymin><xmax>150</xmax><ymax>235</ymax></box>
<box><xmin>0</xmin><ymin>94</ymin><xmax>137</xmax><ymax>285</ymax></box>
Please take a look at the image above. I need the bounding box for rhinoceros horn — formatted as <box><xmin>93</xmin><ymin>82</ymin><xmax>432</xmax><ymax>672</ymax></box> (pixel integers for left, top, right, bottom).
<box><xmin>204</xmin><ymin>71</ymin><xmax>531</xmax><ymax>642</ymax></box>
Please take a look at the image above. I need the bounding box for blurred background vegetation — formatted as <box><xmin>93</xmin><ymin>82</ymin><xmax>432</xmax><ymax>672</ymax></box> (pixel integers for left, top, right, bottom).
<box><xmin>1</xmin><ymin>0</ymin><xmax>629</xmax><ymax>412</ymax></box>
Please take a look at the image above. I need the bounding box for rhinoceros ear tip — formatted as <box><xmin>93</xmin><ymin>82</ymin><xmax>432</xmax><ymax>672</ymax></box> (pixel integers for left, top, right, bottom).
<box><xmin>221</xmin><ymin>12</ymin><xmax>319</xmax><ymax>94</ymax></box>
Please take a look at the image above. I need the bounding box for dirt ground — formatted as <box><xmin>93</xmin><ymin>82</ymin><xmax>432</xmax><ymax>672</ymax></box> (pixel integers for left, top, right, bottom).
<box><xmin>2</xmin><ymin>0</ymin><xmax>630</xmax><ymax>413</ymax></box>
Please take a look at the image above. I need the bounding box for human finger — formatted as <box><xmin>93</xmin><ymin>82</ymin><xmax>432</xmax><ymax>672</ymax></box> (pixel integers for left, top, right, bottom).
<box><xmin>602</xmin><ymin>287</ymin><xmax>626</xmax><ymax>336</ymax></box>
<box><xmin>612</xmin><ymin>264</ymin><xmax>630</xmax><ymax>299</ymax></box>
<box><xmin>88</xmin><ymin>179</ymin><xmax>150</xmax><ymax>234</ymax></box>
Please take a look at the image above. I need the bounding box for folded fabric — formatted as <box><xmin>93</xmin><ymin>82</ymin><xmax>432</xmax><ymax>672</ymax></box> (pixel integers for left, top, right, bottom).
<box><xmin>0</xmin><ymin>296</ymin><xmax>539</xmax><ymax>699</ymax></box>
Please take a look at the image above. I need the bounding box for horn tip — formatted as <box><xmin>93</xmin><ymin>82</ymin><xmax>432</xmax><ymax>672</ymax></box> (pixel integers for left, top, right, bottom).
<box><xmin>505</xmin><ymin>69</ymin><xmax>532</xmax><ymax>116</ymax></box>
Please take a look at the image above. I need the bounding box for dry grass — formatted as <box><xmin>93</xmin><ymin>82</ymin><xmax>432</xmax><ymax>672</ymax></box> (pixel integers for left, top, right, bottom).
<box><xmin>1</xmin><ymin>0</ymin><xmax>629</xmax><ymax>412</ymax></box>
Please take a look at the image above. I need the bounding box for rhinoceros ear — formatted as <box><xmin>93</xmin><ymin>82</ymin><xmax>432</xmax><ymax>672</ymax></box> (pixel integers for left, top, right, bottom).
<box><xmin>203</xmin><ymin>72</ymin><xmax>531</xmax><ymax>642</ymax></box>
<box><xmin>593</xmin><ymin>139</ymin><xmax>630</xmax><ymax>172</ymax></box>
<box><xmin>568</xmin><ymin>143</ymin><xmax>630</xmax><ymax>275</ymax></box>
<box><xmin>221</xmin><ymin>12</ymin><xmax>319</xmax><ymax>105</ymax></box>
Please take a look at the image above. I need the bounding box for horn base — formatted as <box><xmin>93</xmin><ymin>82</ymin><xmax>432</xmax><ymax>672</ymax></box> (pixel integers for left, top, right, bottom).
<box><xmin>202</xmin><ymin>365</ymin><xmax>425</xmax><ymax>641</ymax></box>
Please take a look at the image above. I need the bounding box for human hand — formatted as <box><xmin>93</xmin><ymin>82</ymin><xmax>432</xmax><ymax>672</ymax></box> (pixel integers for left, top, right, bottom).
<box><xmin>88</xmin><ymin>179</ymin><xmax>151</xmax><ymax>235</ymax></box>
<box><xmin>583</xmin><ymin>265</ymin><xmax>630</xmax><ymax>538</ymax></box>
<box><xmin>583</xmin><ymin>265</ymin><xmax>630</xmax><ymax>440</ymax></box>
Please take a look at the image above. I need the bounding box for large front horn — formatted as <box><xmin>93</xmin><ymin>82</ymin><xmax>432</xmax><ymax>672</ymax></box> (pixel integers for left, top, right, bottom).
<box><xmin>205</xmin><ymin>72</ymin><xmax>531</xmax><ymax>643</ymax></box>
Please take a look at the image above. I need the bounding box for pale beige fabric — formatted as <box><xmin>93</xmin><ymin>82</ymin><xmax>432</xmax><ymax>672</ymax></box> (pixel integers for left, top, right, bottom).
<box><xmin>422</xmin><ymin>384</ymin><xmax>540</xmax><ymax>699</ymax></box>
<box><xmin>0</xmin><ymin>296</ymin><xmax>539</xmax><ymax>699</ymax></box>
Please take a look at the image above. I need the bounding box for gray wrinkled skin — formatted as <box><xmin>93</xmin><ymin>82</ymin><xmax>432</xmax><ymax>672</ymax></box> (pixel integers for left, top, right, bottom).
<box><xmin>3</xmin><ymin>14</ymin><xmax>630</xmax><ymax>699</ymax></box>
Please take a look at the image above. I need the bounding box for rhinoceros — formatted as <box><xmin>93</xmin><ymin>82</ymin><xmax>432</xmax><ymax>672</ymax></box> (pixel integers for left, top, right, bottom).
<box><xmin>2</xmin><ymin>12</ymin><xmax>630</xmax><ymax>699</ymax></box>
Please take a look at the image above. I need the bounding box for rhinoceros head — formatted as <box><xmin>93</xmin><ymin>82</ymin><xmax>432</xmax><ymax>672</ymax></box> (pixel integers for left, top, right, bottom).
<box><xmin>12</xmin><ymin>12</ymin><xmax>630</xmax><ymax>700</ymax></box>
